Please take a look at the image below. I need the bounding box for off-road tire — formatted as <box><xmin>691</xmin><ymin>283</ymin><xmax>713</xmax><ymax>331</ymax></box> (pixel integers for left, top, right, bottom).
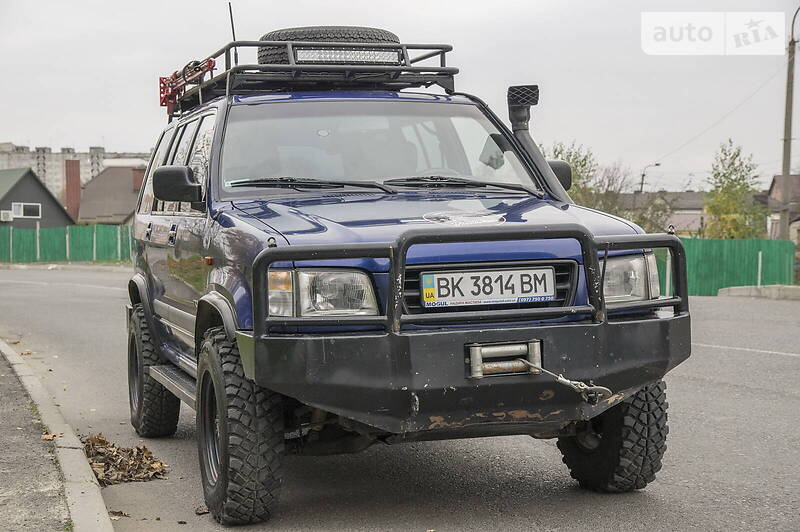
<box><xmin>128</xmin><ymin>304</ymin><xmax>180</xmax><ymax>437</ymax></box>
<box><xmin>258</xmin><ymin>26</ymin><xmax>400</xmax><ymax>65</ymax></box>
<box><xmin>196</xmin><ymin>327</ymin><xmax>284</xmax><ymax>526</ymax></box>
<box><xmin>556</xmin><ymin>380</ymin><xmax>669</xmax><ymax>492</ymax></box>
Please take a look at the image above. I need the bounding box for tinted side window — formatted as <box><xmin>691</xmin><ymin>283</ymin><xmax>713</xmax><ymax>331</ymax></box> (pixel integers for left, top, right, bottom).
<box><xmin>138</xmin><ymin>128</ymin><xmax>175</xmax><ymax>214</ymax></box>
<box><xmin>155</xmin><ymin>124</ymin><xmax>186</xmax><ymax>213</ymax></box>
<box><xmin>157</xmin><ymin>120</ymin><xmax>199</xmax><ymax>214</ymax></box>
<box><xmin>181</xmin><ymin>114</ymin><xmax>216</xmax><ymax>212</ymax></box>
<box><xmin>172</xmin><ymin>120</ymin><xmax>199</xmax><ymax>165</ymax></box>
<box><xmin>165</xmin><ymin>124</ymin><xmax>187</xmax><ymax>170</ymax></box>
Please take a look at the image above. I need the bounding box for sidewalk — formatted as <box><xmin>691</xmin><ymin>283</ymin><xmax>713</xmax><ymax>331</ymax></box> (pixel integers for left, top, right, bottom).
<box><xmin>0</xmin><ymin>353</ymin><xmax>70</xmax><ymax>530</ymax></box>
<box><xmin>717</xmin><ymin>284</ymin><xmax>800</xmax><ymax>300</ymax></box>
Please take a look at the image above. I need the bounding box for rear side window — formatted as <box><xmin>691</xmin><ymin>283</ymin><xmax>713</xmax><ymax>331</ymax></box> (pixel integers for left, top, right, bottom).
<box><xmin>138</xmin><ymin>128</ymin><xmax>175</xmax><ymax>214</ymax></box>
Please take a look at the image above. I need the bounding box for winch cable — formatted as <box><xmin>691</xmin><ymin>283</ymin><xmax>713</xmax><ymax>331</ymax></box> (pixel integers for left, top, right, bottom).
<box><xmin>514</xmin><ymin>358</ymin><xmax>613</xmax><ymax>405</ymax></box>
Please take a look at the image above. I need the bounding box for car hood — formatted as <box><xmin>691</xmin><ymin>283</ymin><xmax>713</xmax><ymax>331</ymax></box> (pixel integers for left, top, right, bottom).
<box><xmin>231</xmin><ymin>191</ymin><xmax>640</xmax><ymax>247</ymax></box>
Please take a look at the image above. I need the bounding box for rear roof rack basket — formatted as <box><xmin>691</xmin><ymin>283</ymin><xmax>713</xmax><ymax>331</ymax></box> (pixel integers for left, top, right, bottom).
<box><xmin>160</xmin><ymin>40</ymin><xmax>459</xmax><ymax>118</ymax></box>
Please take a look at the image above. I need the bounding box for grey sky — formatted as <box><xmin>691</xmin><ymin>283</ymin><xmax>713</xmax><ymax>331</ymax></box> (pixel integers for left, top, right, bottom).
<box><xmin>0</xmin><ymin>0</ymin><xmax>795</xmax><ymax>190</ymax></box>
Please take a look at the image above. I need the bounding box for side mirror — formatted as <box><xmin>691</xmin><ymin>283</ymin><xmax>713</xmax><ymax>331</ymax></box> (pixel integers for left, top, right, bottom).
<box><xmin>547</xmin><ymin>160</ymin><xmax>572</xmax><ymax>191</ymax></box>
<box><xmin>153</xmin><ymin>166</ymin><xmax>202</xmax><ymax>203</ymax></box>
<box><xmin>507</xmin><ymin>85</ymin><xmax>539</xmax><ymax>131</ymax></box>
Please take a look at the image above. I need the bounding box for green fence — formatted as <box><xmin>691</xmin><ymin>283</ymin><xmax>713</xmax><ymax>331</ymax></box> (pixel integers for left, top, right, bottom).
<box><xmin>679</xmin><ymin>238</ymin><xmax>795</xmax><ymax>296</ymax></box>
<box><xmin>0</xmin><ymin>225</ymin><xmax>133</xmax><ymax>263</ymax></box>
<box><xmin>0</xmin><ymin>227</ymin><xmax>9</xmax><ymax>262</ymax></box>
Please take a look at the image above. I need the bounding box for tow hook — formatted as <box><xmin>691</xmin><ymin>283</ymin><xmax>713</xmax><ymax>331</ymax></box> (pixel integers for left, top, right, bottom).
<box><xmin>515</xmin><ymin>359</ymin><xmax>613</xmax><ymax>405</ymax></box>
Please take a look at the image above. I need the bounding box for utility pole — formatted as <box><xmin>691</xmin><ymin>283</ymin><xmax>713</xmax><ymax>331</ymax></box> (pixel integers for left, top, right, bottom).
<box><xmin>638</xmin><ymin>162</ymin><xmax>661</xmax><ymax>193</ymax></box>
<box><xmin>779</xmin><ymin>7</ymin><xmax>800</xmax><ymax>240</ymax></box>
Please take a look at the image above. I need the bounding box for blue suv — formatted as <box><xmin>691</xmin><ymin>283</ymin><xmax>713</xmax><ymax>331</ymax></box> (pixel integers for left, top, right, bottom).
<box><xmin>127</xmin><ymin>26</ymin><xmax>691</xmax><ymax>526</ymax></box>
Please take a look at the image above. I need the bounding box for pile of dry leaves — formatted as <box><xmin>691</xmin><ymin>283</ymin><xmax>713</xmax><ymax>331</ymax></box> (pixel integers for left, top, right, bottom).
<box><xmin>82</xmin><ymin>433</ymin><xmax>168</xmax><ymax>486</ymax></box>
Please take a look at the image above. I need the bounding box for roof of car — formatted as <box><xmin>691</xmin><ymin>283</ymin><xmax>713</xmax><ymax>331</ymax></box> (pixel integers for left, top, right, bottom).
<box><xmin>231</xmin><ymin>90</ymin><xmax>475</xmax><ymax>106</ymax></box>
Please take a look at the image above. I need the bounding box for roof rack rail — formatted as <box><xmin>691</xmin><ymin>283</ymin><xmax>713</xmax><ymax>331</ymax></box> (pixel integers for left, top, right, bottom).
<box><xmin>159</xmin><ymin>40</ymin><xmax>459</xmax><ymax>118</ymax></box>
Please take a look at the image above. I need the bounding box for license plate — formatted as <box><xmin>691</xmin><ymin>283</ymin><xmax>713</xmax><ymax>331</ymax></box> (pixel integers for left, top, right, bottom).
<box><xmin>420</xmin><ymin>267</ymin><xmax>556</xmax><ymax>308</ymax></box>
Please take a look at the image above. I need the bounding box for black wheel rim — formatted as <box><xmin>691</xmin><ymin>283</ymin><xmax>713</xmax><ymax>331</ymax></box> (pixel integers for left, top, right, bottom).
<box><xmin>128</xmin><ymin>332</ymin><xmax>141</xmax><ymax>411</ymax></box>
<box><xmin>200</xmin><ymin>373</ymin><xmax>221</xmax><ymax>486</ymax></box>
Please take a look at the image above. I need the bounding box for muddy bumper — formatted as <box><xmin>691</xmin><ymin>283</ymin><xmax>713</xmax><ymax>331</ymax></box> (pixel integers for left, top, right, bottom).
<box><xmin>238</xmin><ymin>313</ymin><xmax>689</xmax><ymax>435</ymax></box>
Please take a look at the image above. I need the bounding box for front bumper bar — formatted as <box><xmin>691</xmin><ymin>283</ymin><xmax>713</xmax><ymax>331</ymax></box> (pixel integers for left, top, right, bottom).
<box><xmin>240</xmin><ymin>224</ymin><xmax>691</xmax><ymax>435</ymax></box>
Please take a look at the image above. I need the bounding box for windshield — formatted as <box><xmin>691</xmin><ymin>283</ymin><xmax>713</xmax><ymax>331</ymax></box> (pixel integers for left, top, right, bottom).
<box><xmin>220</xmin><ymin>100</ymin><xmax>538</xmax><ymax>191</ymax></box>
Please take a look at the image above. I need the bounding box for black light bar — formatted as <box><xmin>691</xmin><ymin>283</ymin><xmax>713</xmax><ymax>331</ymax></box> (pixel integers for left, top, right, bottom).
<box><xmin>294</xmin><ymin>47</ymin><xmax>402</xmax><ymax>65</ymax></box>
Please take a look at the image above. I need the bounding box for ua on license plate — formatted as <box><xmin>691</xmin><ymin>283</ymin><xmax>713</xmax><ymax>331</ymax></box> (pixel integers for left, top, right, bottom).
<box><xmin>421</xmin><ymin>267</ymin><xmax>556</xmax><ymax>308</ymax></box>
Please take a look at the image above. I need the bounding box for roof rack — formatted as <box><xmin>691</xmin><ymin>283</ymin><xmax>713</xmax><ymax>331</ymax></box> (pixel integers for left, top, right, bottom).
<box><xmin>159</xmin><ymin>40</ymin><xmax>459</xmax><ymax>118</ymax></box>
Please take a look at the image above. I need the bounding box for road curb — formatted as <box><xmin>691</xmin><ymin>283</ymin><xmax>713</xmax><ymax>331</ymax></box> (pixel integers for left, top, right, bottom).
<box><xmin>718</xmin><ymin>284</ymin><xmax>800</xmax><ymax>300</ymax></box>
<box><xmin>0</xmin><ymin>339</ymin><xmax>114</xmax><ymax>532</ymax></box>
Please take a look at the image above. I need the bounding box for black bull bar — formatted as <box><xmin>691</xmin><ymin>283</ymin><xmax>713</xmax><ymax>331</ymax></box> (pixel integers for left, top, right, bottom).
<box><xmin>252</xmin><ymin>224</ymin><xmax>688</xmax><ymax>331</ymax></box>
<box><xmin>241</xmin><ymin>224</ymin><xmax>690</xmax><ymax>435</ymax></box>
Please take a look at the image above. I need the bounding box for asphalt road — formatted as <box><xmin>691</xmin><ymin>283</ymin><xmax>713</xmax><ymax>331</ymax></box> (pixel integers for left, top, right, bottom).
<box><xmin>0</xmin><ymin>266</ymin><xmax>798</xmax><ymax>531</ymax></box>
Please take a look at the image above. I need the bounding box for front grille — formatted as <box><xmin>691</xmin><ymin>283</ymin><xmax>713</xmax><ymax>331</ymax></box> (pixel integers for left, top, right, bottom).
<box><xmin>402</xmin><ymin>260</ymin><xmax>578</xmax><ymax>314</ymax></box>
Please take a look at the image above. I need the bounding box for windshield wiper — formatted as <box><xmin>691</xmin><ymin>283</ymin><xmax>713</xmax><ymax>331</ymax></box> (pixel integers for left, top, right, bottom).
<box><xmin>226</xmin><ymin>177</ymin><xmax>396</xmax><ymax>194</ymax></box>
<box><xmin>384</xmin><ymin>176</ymin><xmax>542</xmax><ymax>197</ymax></box>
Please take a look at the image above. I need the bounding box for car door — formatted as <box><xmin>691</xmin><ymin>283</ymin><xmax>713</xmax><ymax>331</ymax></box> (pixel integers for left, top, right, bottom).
<box><xmin>149</xmin><ymin>118</ymin><xmax>200</xmax><ymax>354</ymax></box>
<box><xmin>166</xmin><ymin>112</ymin><xmax>217</xmax><ymax>355</ymax></box>
<box><xmin>136</xmin><ymin>126</ymin><xmax>175</xmax><ymax>313</ymax></box>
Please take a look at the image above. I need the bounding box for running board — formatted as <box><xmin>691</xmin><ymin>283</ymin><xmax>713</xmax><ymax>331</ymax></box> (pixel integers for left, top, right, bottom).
<box><xmin>147</xmin><ymin>365</ymin><xmax>197</xmax><ymax>410</ymax></box>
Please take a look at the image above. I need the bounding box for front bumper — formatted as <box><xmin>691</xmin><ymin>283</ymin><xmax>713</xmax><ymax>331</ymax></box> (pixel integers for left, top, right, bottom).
<box><xmin>239</xmin><ymin>313</ymin><xmax>690</xmax><ymax>435</ymax></box>
<box><xmin>240</xmin><ymin>223</ymin><xmax>692</xmax><ymax>436</ymax></box>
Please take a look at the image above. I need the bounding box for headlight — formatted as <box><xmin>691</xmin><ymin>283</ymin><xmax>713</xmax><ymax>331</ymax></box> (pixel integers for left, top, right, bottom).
<box><xmin>297</xmin><ymin>270</ymin><xmax>378</xmax><ymax>316</ymax></box>
<box><xmin>268</xmin><ymin>269</ymin><xmax>378</xmax><ymax>317</ymax></box>
<box><xmin>603</xmin><ymin>254</ymin><xmax>659</xmax><ymax>303</ymax></box>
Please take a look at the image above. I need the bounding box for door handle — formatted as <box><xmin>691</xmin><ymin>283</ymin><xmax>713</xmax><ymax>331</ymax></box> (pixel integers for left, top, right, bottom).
<box><xmin>145</xmin><ymin>222</ymin><xmax>152</xmax><ymax>240</ymax></box>
<box><xmin>167</xmin><ymin>224</ymin><xmax>178</xmax><ymax>246</ymax></box>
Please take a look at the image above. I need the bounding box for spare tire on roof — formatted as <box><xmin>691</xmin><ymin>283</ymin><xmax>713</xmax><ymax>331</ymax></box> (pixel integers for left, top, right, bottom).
<box><xmin>257</xmin><ymin>26</ymin><xmax>400</xmax><ymax>65</ymax></box>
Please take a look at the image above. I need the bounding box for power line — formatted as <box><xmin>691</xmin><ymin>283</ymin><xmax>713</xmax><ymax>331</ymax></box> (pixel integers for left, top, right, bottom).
<box><xmin>655</xmin><ymin>63</ymin><xmax>784</xmax><ymax>163</ymax></box>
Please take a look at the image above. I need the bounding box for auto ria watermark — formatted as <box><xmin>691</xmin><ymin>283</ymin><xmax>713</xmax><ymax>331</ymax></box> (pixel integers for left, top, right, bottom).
<box><xmin>641</xmin><ymin>12</ymin><xmax>785</xmax><ymax>55</ymax></box>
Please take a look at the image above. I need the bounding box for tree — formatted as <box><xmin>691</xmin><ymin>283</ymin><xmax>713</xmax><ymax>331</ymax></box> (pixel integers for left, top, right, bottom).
<box><xmin>544</xmin><ymin>142</ymin><xmax>675</xmax><ymax>233</ymax></box>
<box><xmin>703</xmin><ymin>139</ymin><xmax>766</xmax><ymax>239</ymax></box>
<box><xmin>547</xmin><ymin>141</ymin><xmax>598</xmax><ymax>207</ymax></box>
